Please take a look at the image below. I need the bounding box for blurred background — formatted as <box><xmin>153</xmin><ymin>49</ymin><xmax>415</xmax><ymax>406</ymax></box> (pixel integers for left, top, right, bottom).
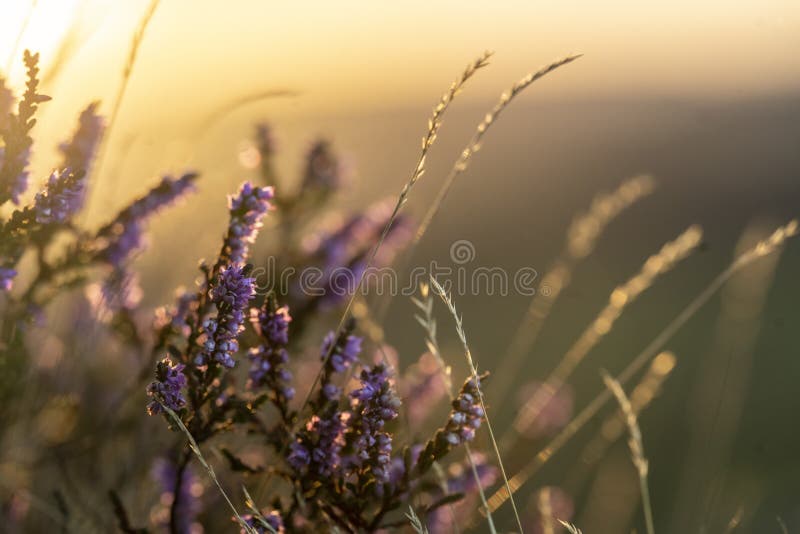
<box><xmin>2</xmin><ymin>0</ymin><xmax>799</xmax><ymax>532</ymax></box>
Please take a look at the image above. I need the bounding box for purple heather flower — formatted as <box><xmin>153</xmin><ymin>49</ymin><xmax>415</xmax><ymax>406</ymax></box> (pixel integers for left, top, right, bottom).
<box><xmin>242</xmin><ymin>510</ymin><xmax>284</xmax><ymax>534</ymax></box>
<box><xmin>152</xmin><ymin>457</ymin><xmax>204</xmax><ymax>533</ymax></box>
<box><xmin>210</xmin><ymin>263</ymin><xmax>255</xmax><ymax>311</ymax></box>
<box><xmin>320</xmin><ymin>330</ymin><xmax>362</xmax><ymax>373</ymax></box>
<box><xmin>443</xmin><ymin>376</ymin><xmax>485</xmax><ymax>446</ymax></box>
<box><xmin>314</xmin><ymin>326</ymin><xmax>362</xmax><ymax>406</ymax></box>
<box><xmin>98</xmin><ymin>173</ymin><xmax>197</xmax><ymax>266</ymax></box>
<box><xmin>102</xmin><ymin>221</ymin><xmax>143</xmax><ymax>267</ymax></box>
<box><xmin>33</xmin><ymin>168</ymin><xmax>86</xmax><ymax>224</ymax></box>
<box><xmin>286</xmin><ymin>440</ymin><xmax>310</xmax><ymax>469</ymax></box>
<box><xmin>416</xmin><ymin>374</ymin><xmax>488</xmax><ymax>475</ymax></box>
<box><xmin>221</xmin><ymin>181</ymin><xmax>273</xmax><ymax>267</ymax></box>
<box><xmin>248</xmin><ymin>299</ymin><xmax>294</xmax><ymax>401</ymax></box>
<box><xmin>146</xmin><ymin>357</ymin><xmax>188</xmax><ymax>415</ymax></box>
<box><xmin>296</xmin><ymin>200</ymin><xmax>412</xmax><ymax>309</ymax></box>
<box><xmin>348</xmin><ymin>365</ymin><xmax>401</xmax><ymax>487</ymax></box>
<box><xmin>172</xmin><ymin>291</ymin><xmax>199</xmax><ymax>331</ymax></box>
<box><xmin>0</xmin><ymin>266</ymin><xmax>16</xmax><ymax>291</ymax></box>
<box><xmin>288</xmin><ymin>411</ymin><xmax>346</xmax><ymax>478</ymax></box>
<box><xmin>250</xmin><ymin>300</ymin><xmax>291</xmax><ymax>346</ymax></box>
<box><xmin>322</xmin><ymin>261</ymin><xmax>365</xmax><ymax>306</ymax></box>
<box><xmin>351</xmin><ymin>365</ymin><xmax>400</xmax><ymax>417</ymax></box>
<box><xmin>387</xmin><ymin>444</ymin><xmax>423</xmax><ymax>493</ymax></box>
<box><xmin>369</xmin><ymin>433</ymin><xmax>393</xmax><ymax>484</ymax></box>
<box><xmin>197</xmin><ymin>264</ymin><xmax>255</xmax><ymax>368</ymax></box>
<box><xmin>103</xmin><ymin>268</ymin><xmax>142</xmax><ymax>310</ymax></box>
<box><xmin>86</xmin><ymin>268</ymin><xmax>143</xmax><ymax>320</ymax></box>
<box><xmin>248</xmin><ymin>345</ymin><xmax>294</xmax><ymax>399</ymax></box>
<box><xmin>59</xmin><ymin>101</ymin><xmax>104</xmax><ymax>175</ymax></box>
<box><xmin>321</xmin><ymin>382</ymin><xmax>341</xmax><ymax>401</ymax></box>
<box><xmin>302</xmin><ymin>200</ymin><xmax>409</xmax><ymax>270</ymax></box>
<box><xmin>302</xmin><ymin>213</ymin><xmax>370</xmax><ymax>269</ymax></box>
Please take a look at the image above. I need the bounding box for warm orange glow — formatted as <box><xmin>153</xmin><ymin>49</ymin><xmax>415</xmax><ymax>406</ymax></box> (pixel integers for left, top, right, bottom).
<box><xmin>2</xmin><ymin>1</ymin><xmax>799</xmax><ymax>109</ymax></box>
<box><xmin>1</xmin><ymin>0</ymin><xmax>81</xmax><ymax>83</ymax></box>
<box><xmin>2</xmin><ymin>0</ymin><xmax>798</xmax><ymax>215</ymax></box>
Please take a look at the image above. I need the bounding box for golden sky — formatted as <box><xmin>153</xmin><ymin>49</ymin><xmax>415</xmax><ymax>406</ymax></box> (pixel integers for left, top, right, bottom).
<box><xmin>1</xmin><ymin>0</ymin><xmax>798</xmax><ymax>121</ymax></box>
<box><xmin>1</xmin><ymin>0</ymin><xmax>798</xmax><ymax>220</ymax></box>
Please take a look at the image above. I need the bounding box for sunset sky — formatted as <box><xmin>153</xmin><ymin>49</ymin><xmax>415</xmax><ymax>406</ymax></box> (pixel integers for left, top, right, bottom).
<box><xmin>1</xmin><ymin>0</ymin><xmax>797</xmax><ymax>216</ymax></box>
<box><xmin>1</xmin><ymin>0</ymin><xmax>798</xmax><ymax>120</ymax></box>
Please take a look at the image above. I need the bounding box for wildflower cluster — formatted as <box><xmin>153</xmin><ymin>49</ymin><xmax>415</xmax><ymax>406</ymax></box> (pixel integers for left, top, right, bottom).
<box><xmin>58</xmin><ymin>101</ymin><xmax>104</xmax><ymax>174</ymax></box>
<box><xmin>197</xmin><ymin>264</ymin><xmax>255</xmax><ymax>368</ymax></box>
<box><xmin>285</xmin><ymin>328</ymin><xmax>364</xmax><ymax>482</ymax></box>
<box><xmin>348</xmin><ymin>364</ymin><xmax>401</xmax><ymax>488</ymax></box>
<box><xmin>248</xmin><ymin>295</ymin><xmax>295</xmax><ymax>416</ymax></box>
<box><xmin>294</xmin><ymin>201</ymin><xmax>412</xmax><ymax>313</ymax></box>
<box><xmin>2</xmin><ymin>52</ymin><xmax>501</xmax><ymax>532</ymax></box>
<box><xmin>443</xmin><ymin>375</ymin><xmax>485</xmax><ymax>445</ymax></box>
<box><xmin>3</xmin><ymin>44</ymin><xmax>742</xmax><ymax>534</ymax></box>
<box><xmin>33</xmin><ymin>168</ymin><xmax>86</xmax><ymax>224</ymax></box>
<box><xmin>95</xmin><ymin>173</ymin><xmax>198</xmax><ymax>267</ymax></box>
<box><xmin>146</xmin><ymin>358</ymin><xmax>188</xmax><ymax>415</ymax></box>
<box><xmin>133</xmin><ymin>123</ymin><xmax>496</xmax><ymax>531</ymax></box>
<box><xmin>288</xmin><ymin>410</ymin><xmax>347</xmax><ymax>478</ymax></box>
<box><xmin>219</xmin><ymin>182</ymin><xmax>274</xmax><ymax>267</ymax></box>
<box><xmin>417</xmin><ymin>373</ymin><xmax>487</xmax><ymax>474</ymax></box>
<box><xmin>145</xmin><ymin>182</ymin><xmax>272</xmax><ymax>436</ymax></box>
<box><xmin>0</xmin><ymin>52</ymin><xmax>196</xmax><ymax>417</ymax></box>
<box><xmin>318</xmin><ymin>322</ymin><xmax>363</xmax><ymax>402</ymax></box>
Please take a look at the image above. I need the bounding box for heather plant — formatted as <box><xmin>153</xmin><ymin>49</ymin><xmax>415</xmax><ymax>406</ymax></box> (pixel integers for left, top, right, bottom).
<box><xmin>0</xmin><ymin>52</ymin><xmax>196</xmax><ymax>427</ymax></box>
<box><xmin>126</xmin><ymin>52</ymin><xmax>522</xmax><ymax>532</ymax></box>
<box><xmin>0</xmin><ymin>35</ymin><xmax>797</xmax><ymax>534</ymax></box>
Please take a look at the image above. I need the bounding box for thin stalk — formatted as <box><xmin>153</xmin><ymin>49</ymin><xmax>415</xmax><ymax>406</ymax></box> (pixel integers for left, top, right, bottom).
<box><xmin>160</xmin><ymin>403</ymin><xmax>257</xmax><ymax>533</ymax></box>
<box><xmin>504</xmin><ymin>225</ymin><xmax>703</xmax><ymax>448</ymax></box>
<box><xmin>486</xmin><ymin>219</ymin><xmax>798</xmax><ymax>513</ymax></box>
<box><xmin>640</xmin><ymin>475</ymin><xmax>656</xmax><ymax>534</ymax></box>
<box><xmin>602</xmin><ymin>370</ymin><xmax>655</xmax><ymax>534</ymax></box>
<box><xmin>489</xmin><ymin>175</ymin><xmax>655</xmax><ymax>410</ymax></box>
<box><xmin>414</xmin><ymin>55</ymin><xmax>581</xmax><ymax>246</ymax></box>
<box><xmin>297</xmin><ymin>51</ymin><xmax>492</xmax><ymax>415</ymax></box>
<box><xmin>373</xmin><ymin>54</ymin><xmax>581</xmax><ymax>327</ymax></box>
<box><xmin>89</xmin><ymin>0</ymin><xmax>160</xmax><ymax>201</ymax></box>
<box><xmin>430</xmin><ymin>276</ymin><xmax>524</xmax><ymax>533</ymax></box>
<box><xmin>255</xmin><ymin>52</ymin><xmax>493</xmax><ymax>502</ymax></box>
<box><xmin>412</xmin><ymin>283</ymin><xmax>497</xmax><ymax>533</ymax></box>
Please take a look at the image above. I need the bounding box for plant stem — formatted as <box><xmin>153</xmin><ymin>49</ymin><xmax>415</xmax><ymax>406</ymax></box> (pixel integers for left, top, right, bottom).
<box><xmin>640</xmin><ymin>473</ymin><xmax>655</xmax><ymax>534</ymax></box>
